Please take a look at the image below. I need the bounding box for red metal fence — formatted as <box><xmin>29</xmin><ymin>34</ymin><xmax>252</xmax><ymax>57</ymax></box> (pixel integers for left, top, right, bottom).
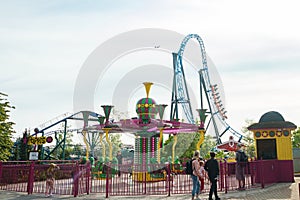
<box><xmin>0</xmin><ymin>160</ymin><xmax>89</xmax><ymax>197</ymax></box>
<box><xmin>0</xmin><ymin>159</ymin><xmax>291</xmax><ymax>198</ymax></box>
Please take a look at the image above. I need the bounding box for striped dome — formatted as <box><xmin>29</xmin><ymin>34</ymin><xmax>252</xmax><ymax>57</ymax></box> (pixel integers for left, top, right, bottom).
<box><xmin>136</xmin><ymin>98</ymin><xmax>157</xmax><ymax>123</ymax></box>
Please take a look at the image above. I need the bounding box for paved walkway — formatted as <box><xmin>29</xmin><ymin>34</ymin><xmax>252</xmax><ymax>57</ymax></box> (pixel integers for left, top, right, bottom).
<box><xmin>1</xmin><ymin>177</ymin><xmax>299</xmax><ymax>200</ymax></box>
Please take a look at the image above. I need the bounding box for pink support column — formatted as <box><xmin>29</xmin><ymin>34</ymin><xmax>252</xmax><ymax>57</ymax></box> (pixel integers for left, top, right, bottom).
<box><xmin>86</xmin><ymin>162</ymin><xmax>90</xmax><ymax>195</ymax></box>
<box><xmin>73</xmin><ymin>162</ymin><xmax>79</xmax><ymax>197</ymax></box>
<box><xmin>224</xmin><ymin>160</ymin><xmax>228</xmax><ymax>193</ymax></box>
<box><xmin>260</xmin><ymin>160</ymin><xmax>264</xmax><ymax>188</ymax></box>
<box><xmin>219</xmin><ymin>161</ymin><xmax>223</xmax><ymax>191</ymax></box>
<box><xmin>27</xmin><ymin>161</ymin><xmax>34</xmax><ymax>194</ymax></box>
<box><xmin>0</xmin><ymin>162</ymin><xmax>2</xmax><ymax>181</ymax></box>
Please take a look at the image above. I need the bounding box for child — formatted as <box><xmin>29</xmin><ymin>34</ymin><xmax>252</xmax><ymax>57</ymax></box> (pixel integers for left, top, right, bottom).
<box><xmin>198</xmin><ymin>160</ymin><xmax>205</xmax><ymax>193</ymax></box>
<box><xmin>45</xmin><ymin>163</ymin><xmax>60</xmax><ymax>197</ymax></box>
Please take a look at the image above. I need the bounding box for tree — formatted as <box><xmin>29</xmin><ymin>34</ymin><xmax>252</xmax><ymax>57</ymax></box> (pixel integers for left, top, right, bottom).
<box><xmin>162</xmin><ymin>133</ymin><xmax>216</xmax><ymax>161</ymax></box>
<box><xmin>199</xmin><ymin>135</ymin><xmax>216</xmax><ymax>159</ymax></box>
<box><xmin>241</xmin><ymin>119</ymin><xmax>256</xmax><ymax>158</ymax></box>
<box><xmin>101</xmin><ymin>133</ymin><xmax>122</xmax><ymax>158</ymax></box>
<box><xmin>19</xmin><ymin>129</ymin><xmax>30</xmax><ymax>160</ymax></box>
<box><xmin>50</xmin><ymin>124</ymin><xmax>74</xmax><ymax>160</ymax></box>
<box><xmin>110</xmin><ymin>133</ymin><xmax>122</xmax><ymax>156</ymax></box>
<box><xmin>72</xmin><ymin>144</ymin><xmax>85</xmax><ymax>158</ymax></box>
<box><xmin>292</xmin><ymin>127</ymin><xmax>300</xmax><ymax>148</ymax></box>
<box><xmin>0</xmin><ymin>92</ymin><xmax>15</xmax><ymax>161</ymax></box>
<box><xmin>162</xmin><ymin>133</ymin><xmax>195</xmax><ymax>160</ymax></box>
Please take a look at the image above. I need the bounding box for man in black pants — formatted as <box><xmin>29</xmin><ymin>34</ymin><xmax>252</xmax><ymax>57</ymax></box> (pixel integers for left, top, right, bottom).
<box><xmin>204</xmin><ymin>152</ymin><xmax>220</xmax><ymax>200</ymax></box>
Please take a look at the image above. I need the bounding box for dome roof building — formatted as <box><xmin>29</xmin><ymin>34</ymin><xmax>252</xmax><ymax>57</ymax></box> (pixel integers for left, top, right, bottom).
<box><xmin>248</xmin><ymin>111</ymin><xmax>296</xmax><ymax>130</ymax></box>
<box><xmin>247</xmin><ymin>111</ymin><xmax>296</xmax><ymax>183</ymax></box>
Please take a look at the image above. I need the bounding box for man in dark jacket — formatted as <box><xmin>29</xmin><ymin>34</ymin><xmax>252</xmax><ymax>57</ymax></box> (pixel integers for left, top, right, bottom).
<box><xmin>235</xmin><ymin>143</ymin><xmax>246</xmax><ymax>190</ymax></box>
<box><xmin>204</xmin><ymin>152</ymin><xmax>220</xmax><ymax>200</ymax></box>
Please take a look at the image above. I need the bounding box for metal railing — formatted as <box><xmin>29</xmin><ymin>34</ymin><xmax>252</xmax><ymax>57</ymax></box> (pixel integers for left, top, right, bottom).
<box><xmin>0</xmin><ymin>159</ymin><xmax>292</xmax><ymax>198</ymax></box>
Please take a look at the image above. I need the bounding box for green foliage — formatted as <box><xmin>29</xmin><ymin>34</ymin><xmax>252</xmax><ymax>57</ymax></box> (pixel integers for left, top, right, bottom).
<box><xmin>0</xmin><ymin>92</ymin><xmax>15</xmax><ymax>161</ymax></box>
<box><xmin>199</xmin><ymin>135</ymin><xmax>216</xmax><ymax>159</ymax></box>
<box><xmin>72</xmin><ymin>144</ymin><xmax>84</xmax><ymax>157</ymax></box>
<box><xmin>92</xmin><ymin>133</ymin><xmax>122</xmax><ymax>158</ymax></box>
<box><xmin>241</xmin><ymin>119</ymin><xmax>256</xmax><ymax>158</ymax></box>
<box><xmin>10</xmin><ymin>138</ymin><xmax>21</xmax><ymax>160</ymax></box>
<box><xmin>292</xmin><ymin>127</ymin><xmax>300</xmax><ymax>148</ymax></box>
<box><xmin>215</xmin><ymin>150</ymin><xmax>226</xmax><ymax>159</ymax></box>
<box><xmin>161</xmin><ymin>133</ymin><xmax>195</xmax><ymax>160</ymax></box>
<box><xmin>51</xmin><ymin>126</ymin><xmax>74</xmax><ymax>160</ymax></box>
<box><xmin>110</xmin><ymin>134</ymin><xmax>122</xmax><ymax>156</ymax></box>
<box><xmin>162</xmin><ymin>133</ymin><xmax>216</xmax><ymax>161</ymax></box>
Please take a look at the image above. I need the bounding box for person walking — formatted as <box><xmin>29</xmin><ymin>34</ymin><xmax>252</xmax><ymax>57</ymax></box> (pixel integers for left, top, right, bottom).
<box><xmin>191</xmin><ymin>151</ymin><xmax>201</xmax><ymax>200</ymax></box>
<box><xmin>45</xmin><ymin>163</ymin><xmax>60</xmax><ymax>197</ymax></box>
<box><xmin>204</xmin><ymin>152</ymin><xmax>220</xmax><ymax>200</ymax></box>
<box><xmin>235</xmin><ymin>143</ymin><xmax>246</xmax><ymax>190</ymax></box>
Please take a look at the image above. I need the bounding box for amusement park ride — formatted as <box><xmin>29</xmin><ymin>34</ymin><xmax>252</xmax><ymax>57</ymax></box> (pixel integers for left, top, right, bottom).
<box><xmin>26</xmin><ymin>33</ymin><xmax>245</xmax><ymax>180</ymax></box>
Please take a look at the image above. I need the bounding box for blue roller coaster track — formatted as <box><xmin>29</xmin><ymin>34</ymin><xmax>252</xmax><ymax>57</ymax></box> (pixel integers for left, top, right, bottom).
<box><xmin>170</xmin><ymin>34</ymin><xmax>243</xmax><ymax>144</ymax></box>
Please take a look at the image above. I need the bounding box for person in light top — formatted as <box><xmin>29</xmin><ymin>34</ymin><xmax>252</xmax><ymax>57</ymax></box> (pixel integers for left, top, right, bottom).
<box><xmin>198</xmin><ymin>160</ymin><xmax>205</xmax><ymax>193</ymax></box>
<box><xmin>45</xmin><ymin>163</ymin><xmax>60</xmax><ymax>197</ymax></box>
<box><xmin>191</xmin><ymin>151</ymin><xmax>201</xmax><ymax>200</ymax></box>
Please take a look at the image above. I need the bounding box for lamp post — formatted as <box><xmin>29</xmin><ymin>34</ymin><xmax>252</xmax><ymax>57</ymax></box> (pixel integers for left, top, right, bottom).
<box><xmin>101</xmin><ymin>105</ymin><xmax>114</xmax><ymax>160</ymax></box>
<box><xmin>98</xmin><ymin>116</ymin><xmax>106</xmax><ymax>158</ymax></box>
<box><xmin>156</xmin><ymin>104</ymin><xmax>168</xmax><ymax>163</ymax></box>
<box><xmin>196</xmin><ymin>109</ymin><xmax>207</xmax><ymax>150</ymax></box>
<box><xmin>82</xmin><ymin>111</ymin><xmax>91</xmax><ymax>160</ymax></box>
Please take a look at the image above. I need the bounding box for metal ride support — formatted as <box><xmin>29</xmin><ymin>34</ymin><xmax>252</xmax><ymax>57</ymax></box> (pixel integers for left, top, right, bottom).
<box><xmin>171</xmin><ymin>34</ymin><xmax>244</xmax><ymax>143</ymax></box>
<box><xmin>170</xmin><ymin>52</ymin><xmax>194</xmax><ymax>124</ymax></box>
<box><xmin>170</xmin><ymin>53</ymin><xmax>179</xmax><ymax>121</ymax></box>
<box><xmin>170</xmin><ymin>34</ymin><xmax>221</xmax><ymax>142</ymax></box>
<box><xmin>31</xmin><ymin>111</ymin><xmax>102</xmax><ymax>160</ymax></box>
<box><xmin>199</xmin><ymin>69</ymin><xmax>221</xmax><ymax>144</ymax></box>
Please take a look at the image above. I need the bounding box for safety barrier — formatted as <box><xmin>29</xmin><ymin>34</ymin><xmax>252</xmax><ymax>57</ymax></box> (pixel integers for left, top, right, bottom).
<box><xmin>0</xmin><ymin>159</ymin><xmax>291</xmax><ymax>197</ymax></box>
<box><xmin>0</xmin><ymin>160</ymin><xmax>88</xmax><ymax>197</ymax></box>
<box><xmin>0</xmin><ymin>161</ymin><xmax>31</xmax><ymax>193</ymax></box>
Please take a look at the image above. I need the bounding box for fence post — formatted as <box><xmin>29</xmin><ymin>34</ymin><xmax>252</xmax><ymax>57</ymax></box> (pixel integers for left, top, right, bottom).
<box><xmin>219</xmin><ymin>161</ymin><xmax>223</xmax><ymax>191</ymax></box>
<box><xmin>224</xmin><ymin>160</ymin><xmax>228</xmax><ymax>194</ymax></box>
<box><xmin>167</xmin><ymin>163</ymin><xmax>171</xmax><ymax>197</ymax></box>
<box><xmin>86</xmin><ymin>162</ymin><xmax>90</xmax><ymax>195</ymax></box>
<box><xmin>105</xmin><ymin>162</ymin><xmax>110</xmax><ymax>198</ymax></box>
<box><xmin>0</xmin><ymin>161</ymin><xmax>2</xmax><ymax>181</ymax></box>
<box><xmin>27</xmin><ymin>161</ymin><xmax>34</xmax><ymax>194</ymax></box>
<box><xmin>73</xmin><ymin>162</ymin><xmax>79</xmax><ymax>197</ymax></box>
<box><xmin>298</xmin><ymin>183</ymin><xmax>300</xmax><ymax>198</ymax></box>
<box><xmin>250</xmin><ymin>159</ymin><xmax>254</xmax><ymax>186</ymax></box>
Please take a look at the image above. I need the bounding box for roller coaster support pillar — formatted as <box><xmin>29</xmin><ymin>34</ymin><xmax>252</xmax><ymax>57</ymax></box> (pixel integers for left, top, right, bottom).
<box><xmin>170</xmin><ymin>52</ymin><xmax>179</xmax><ymax>121</ymax></box>
<box><xmin>103</xmin><ymin>128</ymin><xmax>112</xmax><ymax>160</ymax></box>
<box><xmin>197</xmin><ymin>129</ymin><xmax>205</xmax><ymax>150</ymax></box>
<box><xmin>62</xmin><ymin>120</ymin><xmax>67</xmax><ymax>160</ymax></box>
<box><xmin>172</xmin><ymin>134</ymin><xmax>178</xmax><ymax>164</ymax></box>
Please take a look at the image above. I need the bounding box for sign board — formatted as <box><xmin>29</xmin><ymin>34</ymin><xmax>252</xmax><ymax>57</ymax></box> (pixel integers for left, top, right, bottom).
<box><xmin>29</xmin><ymin>151</ymin><xmax>39</xmax><ymax>160</ymax></box>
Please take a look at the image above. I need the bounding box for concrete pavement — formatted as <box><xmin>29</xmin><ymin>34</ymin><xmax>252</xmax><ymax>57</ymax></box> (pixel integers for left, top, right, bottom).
<box><xmin>1</xmin><ymin>177</ymin><xmax>299</xmax><ymax>200</ymax></box>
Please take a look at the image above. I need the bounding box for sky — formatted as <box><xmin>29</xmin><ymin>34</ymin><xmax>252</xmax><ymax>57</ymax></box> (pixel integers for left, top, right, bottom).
<box><xmin>1</xmin><ymin>0</ymin><xmax>300</xmax><ymax>143</ymax></box>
